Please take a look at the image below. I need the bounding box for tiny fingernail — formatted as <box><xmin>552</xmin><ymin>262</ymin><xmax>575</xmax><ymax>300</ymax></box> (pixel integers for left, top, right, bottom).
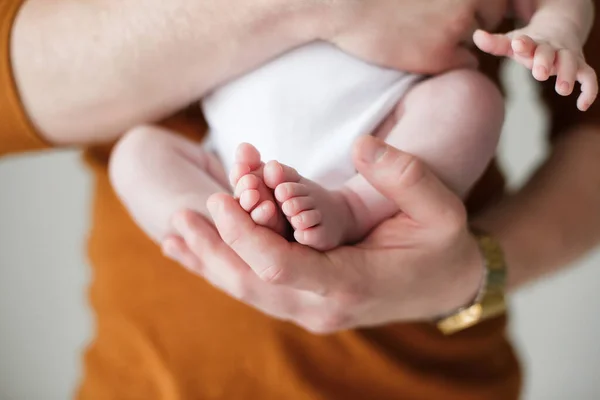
<box><xmin>360</xmin><ymin>139</ymin><xmax>387</xmax><ymax>163</ymax></box>
<box><xmin>559</xmin><ymin>82</ymin><xmax>570</xmax><ymax>93</ymax></box>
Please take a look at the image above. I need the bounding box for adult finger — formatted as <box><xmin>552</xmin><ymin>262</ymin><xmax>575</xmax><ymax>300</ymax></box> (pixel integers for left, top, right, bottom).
<box><xmin>162</xmin><ymin>234</ymin><xmax>202</xmax><ymax>274</ymax></box>
<box><xmin>170</xmin><ymin>210</ymin><xmax>256</xmax><ymax>299</ymax></box>
<box><xmin>352</xmin><ymin>136</ymin><xmax>466</xmax><ymax>230</ymax></box>
<box><xmin>171</xmin><ymin>210</ymin><xmax>321</xmax><ymax>321</ymax></box>
<box><xmin>207</xmin><ymin>193</ymin><xmax>344</xmax><ymax>295</ymax></box>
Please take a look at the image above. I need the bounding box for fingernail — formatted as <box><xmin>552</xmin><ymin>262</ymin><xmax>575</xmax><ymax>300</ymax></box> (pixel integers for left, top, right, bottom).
<box><xmin>360</xmin><ymin>139</ymin><xmax>387</xmax><ymax>163</ymax></box>
<box><xmin>559</xmin><ymin>82</ymin><xmax>570</xmax><ymax>93</ymax></box>
<box><xmin>535</xmin><ymin>66</ymin><xmax>548</xmax><ymax>78</ymax></box>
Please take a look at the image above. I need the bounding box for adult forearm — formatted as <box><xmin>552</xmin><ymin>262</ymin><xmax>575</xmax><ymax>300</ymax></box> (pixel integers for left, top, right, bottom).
<box><xmin>473</xmin><ymin>126</ymin><xmax>600</xmax><ymax>290</ymax></box>
<box><xmin>11</xmin><ymin>0</ymin><xmax>319</xmax><ymax>145</ymax></box>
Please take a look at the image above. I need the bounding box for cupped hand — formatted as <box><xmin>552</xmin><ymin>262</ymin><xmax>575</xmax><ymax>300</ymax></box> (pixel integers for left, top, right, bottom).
<box><xmin>162</xmin><ymin>137</ymin><xmax>484</xmax><ymax>333</ymax></box>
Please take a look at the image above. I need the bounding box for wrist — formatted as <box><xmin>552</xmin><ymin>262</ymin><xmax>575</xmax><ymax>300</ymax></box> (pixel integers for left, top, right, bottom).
<box><xmin>435</xmin><ymin>228</ymin><xmax>508</xmax><ymax>334</ymax></box>
<box><xmin>436</xmin><ymin>231</ymin><xmax>487</xmax><ymax>317</ymax></box>
<box><xmin>528</xmin><ymin>6</ymin><xmax>592</xmax><ymax>48</ymax></box>
<box><xmin>471</xmin><ymin>198</ymin><xmax>536</xmax><ymax>292</ymax></box>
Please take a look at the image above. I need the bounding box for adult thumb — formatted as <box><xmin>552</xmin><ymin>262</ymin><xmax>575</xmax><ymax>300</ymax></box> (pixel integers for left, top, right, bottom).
<box><xmin>352</xmin><ymin>136</ymin><xmax>465</xmax><ymax>227</ymax></box>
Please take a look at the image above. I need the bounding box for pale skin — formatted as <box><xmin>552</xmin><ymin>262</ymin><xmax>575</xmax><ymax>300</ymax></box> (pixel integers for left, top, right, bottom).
<box><xmin>162</xmin><ymin>128</ymin><xmax>600</xmax><ymax>333</ymax></box>
<box><xmin>154</xmin><ymin>0</ymin><xmax>600</xmax><ymax>330</ymax></box>
<box><xmin>108</xmin><ymin>4</ymin><xmax>507</xmax><ymax>248</ymax></box>
<box><xmin>475</xmin><ymin>0</ymin><xmax>597</xmax><ymax>110</ymax></box>
<box><xmin>227</xmin><ymin>0</ymin><xmax>598</xmax><ymax>251</ymax></box>
<box><xmin>114</xmin><ymin>0</ymin><xmax>600</xmax><ymax>252</ymax></box>
<box><xmin>8</xmin><ymin>0</ymin><xmax>600</xmax><ymax>335</ymax></box>
<box><xmin>225</xmin><ymin>70</ymin><xmax>504</xmax><ymax>250</ymax></box>
<box><xmin>11</xmin><ymin>0</ymin><xmax>488</xmax><ymax>146</ymax></box>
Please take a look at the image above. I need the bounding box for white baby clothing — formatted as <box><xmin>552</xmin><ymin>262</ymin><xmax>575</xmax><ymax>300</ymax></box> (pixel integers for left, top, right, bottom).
<box><xmin>202</xmin><ymin>41</ymin><xmax>421</xmax><ymax>189</ymax></box>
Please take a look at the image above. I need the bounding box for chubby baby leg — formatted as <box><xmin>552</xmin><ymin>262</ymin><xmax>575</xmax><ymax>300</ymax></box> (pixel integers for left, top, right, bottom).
<box><xmin>344</xmin><ymin>69</ymin><xmax>505</xmax><ymax>230</ymax></box>
<box><xmin>109</xmin><ymin>125</ymin><xmax>229</xmax><ymax>243</ymax></box>
<box><xmin>265</xmin><ymin>69</ymin><xmax>504</xmax><ymax>250</ymax></box>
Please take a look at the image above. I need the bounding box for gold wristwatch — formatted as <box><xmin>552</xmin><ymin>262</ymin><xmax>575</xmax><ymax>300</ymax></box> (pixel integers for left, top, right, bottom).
<box><xmin>436</xmin><ymin>229</ymin><xmax>507</xmax><ymax>335</ymax></box>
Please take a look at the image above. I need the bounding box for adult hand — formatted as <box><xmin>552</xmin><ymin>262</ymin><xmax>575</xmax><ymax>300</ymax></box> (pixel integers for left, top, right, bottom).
<box><xmin>324</xmin><ymin>0</ymin><xmax>506</xmax><ymax>74</ymax></box>
<box><xmin>163</xmin><ymin>137</ymin><xmax>484</xmax><ymax>333</ymax></box>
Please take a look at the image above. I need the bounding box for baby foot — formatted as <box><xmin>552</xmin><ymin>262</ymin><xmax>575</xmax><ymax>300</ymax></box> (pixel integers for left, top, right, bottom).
<box><xmin>230</xmin><ymin>143</ymin><xmax>289</xmax><ymax>236</ymax></box>
<box><xmin>263</xmin><ymin>160</ymin><xmax>360</xmax><ymax>251</ymax></box>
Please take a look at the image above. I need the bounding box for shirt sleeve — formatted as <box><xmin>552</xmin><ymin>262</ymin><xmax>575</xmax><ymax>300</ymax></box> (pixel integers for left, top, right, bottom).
<box><xmin>0</xmin><ymin>0</ymin><xmax>49</xmax><ymax>157</ymax></box>
<box><xmin>542</xmin><ymin>0</ymin><xmax>600</xmax><ymax>138</ymax></box>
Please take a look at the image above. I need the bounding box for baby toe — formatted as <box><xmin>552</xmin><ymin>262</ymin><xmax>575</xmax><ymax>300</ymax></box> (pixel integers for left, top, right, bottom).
<box><xmin>281</xmin><ymin>196</ymin><xmax>315</xmax><ymax>217</ymax></box>
<box><xmin>291</xmin><ymin>209</ymin><xmax>322</xmax><ymax>230</ymax></box>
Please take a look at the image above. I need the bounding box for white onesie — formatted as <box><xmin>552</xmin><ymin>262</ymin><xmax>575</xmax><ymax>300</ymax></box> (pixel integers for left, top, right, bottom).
<box><xmin>202</xmin><ymin>41</ymin><xmax>421</xmax><ymax>189</ymax></box>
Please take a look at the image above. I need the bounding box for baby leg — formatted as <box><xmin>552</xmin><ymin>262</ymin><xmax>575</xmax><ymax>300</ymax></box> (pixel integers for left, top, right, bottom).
<box><xmin>268</xmin><ymin>69</ymin><xmax>504</xmax><ymax>250</ymax></box>
<box><xmin>344</xmin><ymin>69</ymin><xmax>505</xmax><ymax>230</ymax></box>
<box><xmin>109</xmin><ymin>125</ymin><xmax>229</xmax><ymax>243</ymax></box>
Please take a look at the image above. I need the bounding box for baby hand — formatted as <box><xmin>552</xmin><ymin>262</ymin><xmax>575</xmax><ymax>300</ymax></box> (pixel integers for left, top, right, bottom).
<box><xmin>473</xmin><ymin>29</ymin><xmax>598</xmax><ymax>111</ymax></box>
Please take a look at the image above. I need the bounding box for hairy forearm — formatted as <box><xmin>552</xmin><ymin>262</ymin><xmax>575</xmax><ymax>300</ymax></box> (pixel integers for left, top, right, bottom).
<box><xmin>473</xmin><ymin>126</ymin><xmax>600</xmax><ymax>290</ymax></box>
<box><xmin>11</xmin><ymin>0</ymin><xmax>320</xmax><ymax>145</ymax></box>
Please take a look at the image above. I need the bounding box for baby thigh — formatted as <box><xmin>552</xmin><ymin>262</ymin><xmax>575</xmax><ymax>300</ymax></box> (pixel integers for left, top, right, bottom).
<box><xmin>377</xmin><ymin>69</ymin><xmax>505</xmax><ymax>197</ymax></box>
<box><xmin>109</xmin><ymin>125</ymin><xmax>229</xmax><ymax>243</ymax></box>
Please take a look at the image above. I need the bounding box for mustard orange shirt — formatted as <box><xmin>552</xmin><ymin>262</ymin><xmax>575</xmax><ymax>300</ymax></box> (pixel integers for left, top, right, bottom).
<box><xmin>2</xmin><ymin>2</ymin><xmax>600</xmax><ymax>398</ymax></box>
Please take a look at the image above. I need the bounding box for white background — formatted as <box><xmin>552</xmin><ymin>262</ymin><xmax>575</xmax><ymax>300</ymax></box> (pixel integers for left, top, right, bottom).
<box><xmin>1</xmin><ymin>63</ymin><xmax>600</xmax><ymax>399</ymax></box>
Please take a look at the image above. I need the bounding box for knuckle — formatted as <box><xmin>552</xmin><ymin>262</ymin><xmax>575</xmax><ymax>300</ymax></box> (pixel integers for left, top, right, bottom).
<box><xmin>223</xmin><ymin>228</ymin><xmax>244</xmax><ymax>249</ymax></box>
<box><xmin>257</xmin><ymin>263</ymin><xmax>288</xmax><ymax>285</ymax></box>
<box><xmin>187</xmin><ymin>227</ymin><xmax>207</xmax><ymax>250</ymax></box>
<box><xmin>396</xmin><ymin>155</ymin><xmax>427</xmax><ymax>190</ymax></box>
<box><xmin>440</xmin><ymin>201</ymin><xmax>468</xmax><ymax>236</ymax></box>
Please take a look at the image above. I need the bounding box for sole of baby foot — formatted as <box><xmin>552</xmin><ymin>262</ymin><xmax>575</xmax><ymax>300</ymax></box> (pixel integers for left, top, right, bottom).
<box><xmin>230</xmin><ymin>143</ymin><xmax>289</xmax><ymax>236</ymax></box>
<box><xmin>263</xmin><ymin>160</ymin><xmax>359</xmax><ymax>251</ymax></box>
